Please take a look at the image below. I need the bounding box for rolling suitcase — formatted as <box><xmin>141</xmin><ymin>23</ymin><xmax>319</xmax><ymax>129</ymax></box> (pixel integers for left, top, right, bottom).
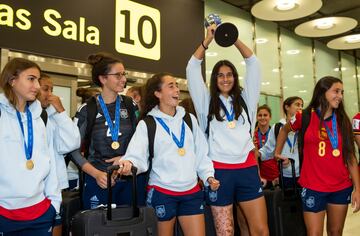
<box><xmin>264</xmin><ymin>159</ymin><xmax>306</xmax><ymax>236</ymax></box>
<box><xmin>71</xmin><ymin>165</ymin><xmax>158</xmax><ymax>236</ymax></box>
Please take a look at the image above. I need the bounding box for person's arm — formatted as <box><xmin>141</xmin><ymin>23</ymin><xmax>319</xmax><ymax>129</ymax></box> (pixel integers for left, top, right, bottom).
<box><xmin>186</xmin><ymin>26</ymin><xmax>215</xmax><ymax>132</ymax></box>
<box><xmin>47</xmin><ymin>105</ymin><xmax>81</xmax><ymax>154</ymax></box>
<box><xmin>355</xmin><ymin>135</ymin><xmax>360</xmax><ymax>150</ymax></box>
<box><xmin>259</xmin><ymin>124</ymin><xmax>276</xmax><ymax>161</ymax></box>
<box><xmin>274</xmin><ymin>123</ymin><xmax>292</xmax><ymax>166</ymax></box>
<box><xmin>191</xmin><ymin>115</ymin><xmax>220</xmax><ymax>191</ymax></box>
<box><xmin>348</xmin><ymin>154</ymin><xmax>360</xmax><ymax>213</ymax></box>
<box><xmin>119</xmin><ymin>120</ymin><xmax>150</xmax><ymax>175</ymax></box>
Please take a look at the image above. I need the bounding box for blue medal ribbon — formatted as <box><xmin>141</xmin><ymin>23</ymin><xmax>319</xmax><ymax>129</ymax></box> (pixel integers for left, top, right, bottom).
<box><xmin>258</xmin><ymin>128</ymin><xmax>270</xmax><ymax>148</ymax></box>
<box><xmin>155</xmin><ymin>117</ymin><xmax>185</xmax><ymax>149</ymax></box>
<box><xmin>98</xmin><ymin>95</ymin><xmax>120</xmax><ymax>143</ymax></box>
<box><xmin>286</xmin><ymin>132</ymin><xmax>298</xmax><ymax>153</ymax></box>
<box><xmin>219</xmin><ymin>100</ymin><xmax>234</xmax><ymax>122</ymax></box>
<box><xmin>16</xmin><ymin>105</ymin><xmax>33</xmax><ymax>161</ymax></box>
<box><xmin>322</xmin><ymin>111</ymin><xmax>339</xmax><ymax>151</ymax></box>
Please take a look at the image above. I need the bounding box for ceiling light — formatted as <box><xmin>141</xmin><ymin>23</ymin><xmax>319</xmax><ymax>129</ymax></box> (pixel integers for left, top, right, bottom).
<box><xmin>293</xmin><ymin>74</ymin><xmax>304</xmax><ymax>78</ymax></box>
<box><xmin>261</xmin><ymin>82</ymin><xmax>270</xmax><ymax>85</ymax></box>
<box><xmin>241</xmin><ymin>61</ymin><xmax>246</xmax><ymax>65</ymax></box>
<box><xmin>238</xmin><ymin>76</ymin><xmax>244</xmax><ymax>80</ymax></box>
<box><xmin>275</xmin><ymin>0</ymin><xmax>296</xmax><ymax>11</ymax></box>
<box><xmin>286</xmin><ymin>49</ymin><xmax>300</xmax><ymax>55</ymax></box>
<box><xmin>345</xmin><ymin>34</ymin><xmax>360</xmax><ymax>44</ymax></box>
<box><xmin>255</xmin><ymin>38</ymin><xmax>268</xmax><ymax>44</ymax></box>
<box><xmin>206</xmin><ymin>52</ymin><xmax>218</xmax><ymax>57</ymax></box>
<box><xmin>296</xmin><ymin>17</ymin><xmax>357</xmax><ymax>38</ymax></box>
<box><xmin>314</xmin><ymin>18</ymin><xmax>335</xmax><ymax>30</ymax></box>
<box><xmin>299</xmin><ymin>90</ymin><xmax>307</xmax><ymax>93</ymax></box>
<box><xmin>272</xmin><ymin>68</ymin><xmax>279</xmax><ymax>73</ymax></box>
<box><xmin>333</xmin><ymin>67</ymin><xmax>347</xmax><ymax>72</ymax></box>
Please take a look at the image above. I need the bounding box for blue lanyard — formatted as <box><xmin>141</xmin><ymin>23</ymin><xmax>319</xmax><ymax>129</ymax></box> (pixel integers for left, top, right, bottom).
<box><xmin>258</xmin><ymin>128</ymin><xmax>270</xmax><ymax>148</ymax></box>
<box><xmin>286</xmin><ymin>132</ymin><xmax>298</xmax><ymax>152</ymax></box>
<box><xmin>155</xmin><ymin>117</ymin><xmax>185</xmax><ymax>148</ymax></box>
<box><xmin>321</xmin><ymin>110</ymin><xmax>339</xmax><ymax>150</ymax></box>
<box><xmin>98</xmin><ymin>95</ymin><xmax>120</xmax><ymax>142</ymax></box>
<box><xmin>16</xmin><ymin>105</ymin><xmax>33</xmax><ymax>161</ymax></box>
<box><xmin>219</xmin><ymin>100</ymin><xmax>234</xmax><ymax>122</ymax></box>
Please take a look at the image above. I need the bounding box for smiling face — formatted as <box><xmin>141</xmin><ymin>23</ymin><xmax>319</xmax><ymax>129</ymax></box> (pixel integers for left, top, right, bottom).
<box><xmin>154</xmin><ymin>75</ymin><xmax>180</xmax><ymax>112</ymax></box>
<box><xmin>100</xmin><ymin>62</ymin><xmax>127</xmax><ymax>93</ymax></box>
<box><xmin>257</xmin><ymin>108</ymin><xmax>271</xmax><ymax>127</ymax></box>
<box><xmin>325</xmin><ymin>82</ymin><xmax>343</xmax><ymax>110</ymax></box>
<box><xmin>216</xmin><ymin>65</ymin><xmax>234</xmax><ymax>97</ymax></box>
<box><xmin>11</xmin><ymin>67</ymin><xmax>41</xmax><ymax>104</ymax></box>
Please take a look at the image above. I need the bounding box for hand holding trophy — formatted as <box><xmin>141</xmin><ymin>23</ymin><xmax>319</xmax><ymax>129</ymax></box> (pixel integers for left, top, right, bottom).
<box><xmin>204</xmin><ymin>14</ymin><xmax>238</xmax><ymax>47</ymax></box>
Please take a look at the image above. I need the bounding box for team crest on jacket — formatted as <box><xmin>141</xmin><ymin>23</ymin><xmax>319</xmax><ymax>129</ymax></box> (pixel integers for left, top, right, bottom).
<box><xmin>120</xmin><ymin>109</ymin><xmax>129</xmax><ymax>119</ymax></box>
<box><xmin>155</xmin><ymin>205</ymin><xmax>166</xmax><ymax>218</ymax></box>
<box><xmin>209</xmin><ymin>190</ymin><xmax>218</xmax><ymax>202</ymax></box>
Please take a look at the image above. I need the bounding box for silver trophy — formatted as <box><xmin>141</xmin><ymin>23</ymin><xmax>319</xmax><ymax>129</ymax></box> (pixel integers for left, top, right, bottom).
<box><xmin>204</xmin><ymin>14</ymin><xmax>238</xmax><ymax>47</ymax></box>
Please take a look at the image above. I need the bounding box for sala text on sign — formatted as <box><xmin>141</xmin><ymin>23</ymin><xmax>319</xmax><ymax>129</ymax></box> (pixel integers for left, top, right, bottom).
<box><xmin>43</xmin><ymin>9</ymin><xmax>100</xmax><ymax>45</ymax></box>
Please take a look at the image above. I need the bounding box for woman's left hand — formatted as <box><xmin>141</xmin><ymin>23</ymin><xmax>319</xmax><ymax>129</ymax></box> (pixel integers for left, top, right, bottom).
<box><xmin>351</xmin><ymin>189</ymin><xmax>360</xmax><ymax>213</ymax></box>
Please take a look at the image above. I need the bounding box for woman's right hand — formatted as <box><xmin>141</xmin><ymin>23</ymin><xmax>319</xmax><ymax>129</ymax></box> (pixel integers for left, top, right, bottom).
<box><xmin>275</xmin><ymin>154</ymin><xmax>290</xmax><ymax>168</ymax></box>
<box><xmin>118</xmin><ymin>160</ymin><xmax>133</xmax><ymax>176</ymax></box>
<box><xmin>204</xmin><ymin>24</ymin><xmax>217</xmax><ymax>45</ymax></box>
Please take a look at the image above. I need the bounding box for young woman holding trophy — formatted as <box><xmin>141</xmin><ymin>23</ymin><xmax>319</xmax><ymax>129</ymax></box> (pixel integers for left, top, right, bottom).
<box><xmin>186</xmin><ymin>15</ymin><xmax>269</xmax><ymax>236</ymax></box>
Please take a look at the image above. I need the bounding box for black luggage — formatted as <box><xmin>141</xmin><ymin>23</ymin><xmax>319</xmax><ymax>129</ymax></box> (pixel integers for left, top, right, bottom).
<box><xmin>71</xmin><ymin>165</ymin><xmax>158</xmax><ymax>236</ymax></box>
<box><xmin>264</xmin><ymin>159</ymin><xmax>306</xmax><ymax>236</ymax></box>
<box><xmin>61</xmin><ymin>189</ymin><xmax>81</xmax><ymax>236</ymax></box>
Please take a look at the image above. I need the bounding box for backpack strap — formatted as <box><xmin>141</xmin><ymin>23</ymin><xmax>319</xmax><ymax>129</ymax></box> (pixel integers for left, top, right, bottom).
<box><xmin>40</xmin><ymin>109</ymin><xmax>48</xmax><ymax>126</ymax></box>
<box><xmin>121</xmin><ymin>95</ymin><xmax>137</xmax><ymax>131</ymax></box>
<box><xmin>84</xmin><ymin>96</ymin><xmax>97</xmax><ymax>158</ymax></box>
<box><xmin>144</xmin><ymin>112</ymin><xmax>194</xmax><ymax>167</ymax></box>
<box><xmin>298</xmin><ymin>108</ymin><xmax>311</xmax><ymax>168</ymax></box>
<box><xmin>274</xmin><ymin>122</ymin><xmax>283</xmax><ymax>140</ymax></box>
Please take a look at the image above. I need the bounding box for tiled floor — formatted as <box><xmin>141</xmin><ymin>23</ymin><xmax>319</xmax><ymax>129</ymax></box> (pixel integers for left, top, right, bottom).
<box><xmin>323</xmin><ymin>206</ymin><xmax>360</xmax><ymax>236</ymax></box>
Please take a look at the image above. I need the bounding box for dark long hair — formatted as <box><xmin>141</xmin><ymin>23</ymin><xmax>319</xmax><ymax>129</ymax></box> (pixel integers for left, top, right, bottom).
<box><xmin>283</xmin><ymin>96</ymin><xmax>303</xmax><ymax>116</ymax></box>
<box><xmin>139</xmin><ymin>72</ymin><xmax>172</xmax><ymax>120</ymax></box>
<box><xmin>306</xmin><ymin>76</ymin><xmax>354</xmax><ymax>164</ymax></box>
<box><xmin>209</xmin><ymin>60</ymin><xmax>243</xmax><ymax>121</ymax></box>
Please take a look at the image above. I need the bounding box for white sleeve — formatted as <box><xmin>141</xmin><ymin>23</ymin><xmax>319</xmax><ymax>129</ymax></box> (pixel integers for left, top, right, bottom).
<box><xmin>44</xmin><ymin>130</ymin><xmax>62</xmax><ymax>213</ymax></box>
<box><xmin>192</xmin><ymin>115</ymin><xmax>214</xmax><ymax>185</ymax></box>
<box><xmin>50</xmin><ymin>110</ymin><xmax>81</xmax><ymax>154</ymax></box>
<box><xmin>186</xmin><ymin>56</ymin><xmax>210</xmax><ymax>132</ymax></box>
<box><xmin>123</xmin><ymin>120</ymin><xmax>150</xmax><ymax>174</ymax></box>
<box><xmin>241</xmin><ymin>55</ymin><xmax>261</xmax><ymax>128</ymax></box>
<box><xmin>259</xmin><ymin>124</ymin><xmax>276</xmax><ymax>161</ymax></box>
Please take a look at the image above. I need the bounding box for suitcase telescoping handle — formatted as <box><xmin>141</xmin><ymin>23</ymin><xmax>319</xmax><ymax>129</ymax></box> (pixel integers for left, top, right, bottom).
<box><xmin>106</xmin><ymin>165</ymin><xmax>140</xmax><ymax>221</ymax></box>
<box><xmin>278</xmin><ymin>158</ymin><xmax>296</xmax><ymax>194</ymax></box>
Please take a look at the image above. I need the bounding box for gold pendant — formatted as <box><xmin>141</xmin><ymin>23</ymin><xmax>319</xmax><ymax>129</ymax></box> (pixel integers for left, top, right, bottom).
<box><xmin>111</xmin><ymin>141</ymin><xmax>120</xmax><ymax>150</ymax></box>
<box><xmin>332</xmin><ymin>149</ymin><xmax>340</xmax><ymax>157</ymax></box>
<box><xmin>227</xmin><ymin>121</ymin><xmax>236</xmax><ymax>129</ymax></box>
<box><xmin>178</xmin><ymin>148</ymin><xmax>186</xmax><ymax>156</ymax></box>
<box><xmin>26</xmin><ymin>160</ymin><xmax>34</xmax><ymax>170</ymax></box>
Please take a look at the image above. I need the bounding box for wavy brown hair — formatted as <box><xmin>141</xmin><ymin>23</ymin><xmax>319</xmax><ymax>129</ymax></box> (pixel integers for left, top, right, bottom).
<box><xmin>209</xmin><ymin>60</ymin><xmax>244</xmax><ymax>122</ymax></box>
<box><xmin>139</xmin><ymin>72</ymin><xmax>172</xmax><ymax>120</ymax></box>
<box><xmin>306</xmin><ymin>76</ymin><xmax>354</xmax><ymax>164</ymax></box>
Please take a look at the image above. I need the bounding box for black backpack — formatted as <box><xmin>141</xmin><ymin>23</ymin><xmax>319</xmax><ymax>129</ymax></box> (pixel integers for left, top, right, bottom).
<box><xmin>83</xmin><ymin>95</ymin><xmax>137</xmax><ymax>158</ymax></box>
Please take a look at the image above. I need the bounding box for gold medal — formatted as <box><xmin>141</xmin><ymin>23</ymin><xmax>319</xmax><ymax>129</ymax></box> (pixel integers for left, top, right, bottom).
<box><xmin>332</xmin><ymin>149</ymin><xmax>340</xmax><ymax>157</ymax></box>
<box><xmin>227</xmin><ymin>121</ymin><xmax>236</xmax><ymax>129</ymax></box>
<box><xmin>26</xmin><ymin>160</ymin><xmax>34</xmax><ymax>170</ymax></box>
<box><xmin>111</xmin><ymin>141</ymin><xmax>120</xmax><ymax>150</ymax></box>
<box><xmin>178</xmin><ymin>148</ymin><xmax>186</xmax><ymax>156</ymax></box>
